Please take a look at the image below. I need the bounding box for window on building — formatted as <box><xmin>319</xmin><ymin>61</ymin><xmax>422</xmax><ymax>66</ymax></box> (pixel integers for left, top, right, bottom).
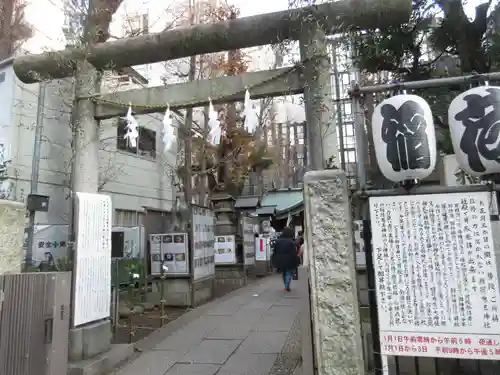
<box><xmin>117</xmin><ymin>119</ymin><xmax>157</xmax><ymax>159</ymax></box>
<box><xmin>114</xmin><ymin>210</ymin><xmax>136</xmax><ymax>226</ymax></box>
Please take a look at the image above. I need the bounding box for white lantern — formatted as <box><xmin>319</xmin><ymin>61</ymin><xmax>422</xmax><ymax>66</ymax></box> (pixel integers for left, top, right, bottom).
<box><xmin>371</xmin><ymin>94</ymin><xmax>437</xmax><ymax>182</ymax></box>
<box><xmin>448</xmin><ymin>86</ymin><xmax>500</xmax><ymax>177</ymax></box>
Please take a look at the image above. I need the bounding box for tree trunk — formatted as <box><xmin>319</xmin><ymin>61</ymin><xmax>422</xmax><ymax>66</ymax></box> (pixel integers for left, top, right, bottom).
<box><xmin>0</xmin><ymin>0</ymin><xmax>15</xmax><ymax>58</ymax></box>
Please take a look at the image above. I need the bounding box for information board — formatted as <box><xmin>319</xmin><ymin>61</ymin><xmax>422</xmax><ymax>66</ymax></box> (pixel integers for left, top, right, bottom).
<box><xmin>192</xmin><ymin>206</ymin><xmax>215</xmax><ymax>280</ymax></box>
<box><xmin>255</xmin><ymin>235</ymin><xmax>269</xmax><ymax>261</ymax></box>
<box><xmin>353</xmin><ymin>220</ymin><xmax>366</xmax><ymax>267</ymax></box>
<box><xmin>150</xmin><ymin>233</ymin><xmax>189</xmax><ymax>276</ymax></box>
<box><xmin>73</xmin><ymin>192</ymin><xmax>112</xmax><ymax>327</ymax></box>
<box><xmin>243</xmin><ymin>217</ymin><xmax>255</xmax><ymax>265</ymax></box>
<box><xmin>214</xmin><ymin>235</ymin><xmax>236</xmax><ymax>264</ymax></box>
<box><xmin>370</xmin><ymin>192</ymin><xmax>500</xmax><ymax>360</ymax></box>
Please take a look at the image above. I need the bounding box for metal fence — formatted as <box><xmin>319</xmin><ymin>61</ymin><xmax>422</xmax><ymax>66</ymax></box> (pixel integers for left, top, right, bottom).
<box><xmin>349</xmin><ymin>73</ymin><xmax>500</xmax><ymax>375</ymax></box>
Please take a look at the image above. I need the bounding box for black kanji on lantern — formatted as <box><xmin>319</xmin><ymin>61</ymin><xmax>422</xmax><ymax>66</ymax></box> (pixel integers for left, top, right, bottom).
<box><xmin>380</xmin><ymin>100</ymin><xmax>431</xmax><ymax>172</ymax></box>
<box><xmin>454</xmin><ymin>87</ymin><xmax>500</xmax><ymax>173</ymax></box>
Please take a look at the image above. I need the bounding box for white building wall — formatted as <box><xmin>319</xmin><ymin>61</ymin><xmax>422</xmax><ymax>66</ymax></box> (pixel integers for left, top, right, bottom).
<box><xmin>0</xmin><ymin>62</ymin><xmax>177</xmax><ymax>226</ymax></box>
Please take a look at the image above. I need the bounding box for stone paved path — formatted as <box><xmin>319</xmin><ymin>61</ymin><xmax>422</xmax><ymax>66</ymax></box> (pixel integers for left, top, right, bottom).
<box><xmin>111</xmin><ymin>275</ymin><xmax>301</xmax><ymax>375</ymax></box>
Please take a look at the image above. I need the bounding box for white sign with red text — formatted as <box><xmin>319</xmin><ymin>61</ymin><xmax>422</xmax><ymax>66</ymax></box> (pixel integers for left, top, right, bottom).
<box><xmin>255</xmin><ymin>235</ymin><xmax>269</xmax><ymax>261</ymax></box>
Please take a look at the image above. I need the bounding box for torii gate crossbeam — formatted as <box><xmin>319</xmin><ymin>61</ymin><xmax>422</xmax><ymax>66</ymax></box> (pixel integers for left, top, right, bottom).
<box><xmin>13</xmin><ymin>0</ymin><xmax>411</xmax><ymax>83</ymax></box>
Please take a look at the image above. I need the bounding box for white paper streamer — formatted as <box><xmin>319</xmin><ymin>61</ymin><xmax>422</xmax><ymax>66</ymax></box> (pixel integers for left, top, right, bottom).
<box><xmin>162</xmin><ymin>106</ymin><xmax>175</xmax><ymax>153</ymax></box>
<box><xmin>243</xmin><ymin>89</ymin><xmax>258</xmax><ymax>133</ymax></box>
<box><xmin>124</xmin><ymin>105</ymin><xmax>139</xmax><ymax>148</ymax></box>
<box><xmin>208</xmin><ymin>98</ymin><xmax>222</xmax><ymax>144</ymax></box>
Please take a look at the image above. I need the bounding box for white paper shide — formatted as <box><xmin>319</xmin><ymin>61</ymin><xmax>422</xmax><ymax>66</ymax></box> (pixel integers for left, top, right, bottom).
<box><xmin>369</xmin><ymin>192</ymin><xmax>500</xmax><ymax>360</ymax></box>
<box><xmin>73</xmin><ymin>192</ymin><xmax>112</xmax><ymax>327</ymax></box>
<box><xmin>372</xmin><ymin>94</ymin><xmax>437</xmax><ymax>182</ymax></box>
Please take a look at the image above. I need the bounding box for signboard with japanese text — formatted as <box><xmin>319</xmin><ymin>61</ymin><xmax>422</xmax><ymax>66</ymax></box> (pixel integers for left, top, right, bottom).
<box><xmin>192</xmin><ymin>206</ymin><xmax>215</xmax><ymax>280</ymax></box>
<box><xmin>73</xmin><ymin>192</ymin><xmax>112</xmax><ymax>327</ymax></box>
<box><xmin>214</xmin><ymin>235</ymin><xmax>236</xmax><ymax>264</ymax></box>
<box><xmin>243</xmin><ymin>217</ymin><xmax>255</xmax><ymax>265</ymax></box>
<box><xmin>353</xmin><ymin>220</ymin><xmax>366</xmax><ymax>268</ymax></box>
<box><xmin>370</xmin><ymin>192</ymin><xmax>500</xmax><ymax>360</ymax></box>
<box><xmin>32</xmin><ymin>225</ymin><xmax>69</xmax><ymax>266</ymax></box>
<box><xmin>149</xmin><ymin>233</ymin><xmax>189</xmax><ymax>276</ymax></box>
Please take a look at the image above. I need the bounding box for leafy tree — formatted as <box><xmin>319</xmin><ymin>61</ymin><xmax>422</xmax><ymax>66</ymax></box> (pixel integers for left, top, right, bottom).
<box><xmin>176</xmin><ymin>3</ymin><xmax>273</xmax><ymax>198</ymax></box>
<box><xmin>347</xmin><ymin>0</ymin><xmax>500</xmax><ymax>161</ymax></box>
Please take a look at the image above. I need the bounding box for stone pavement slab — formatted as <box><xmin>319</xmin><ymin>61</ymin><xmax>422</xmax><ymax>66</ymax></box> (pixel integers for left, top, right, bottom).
<box><xmin>109</xmin><ymin>275</ymin><xmax>301</xmax><ymax>375</ymax></box>
<box><xmin>164</xmin><ymin>363</ymin><xmax>220</xmax><ymax>375</ymax></box>
<box><xmin>180</xmin><ymin>339</ymin><xmax>241</xmax><ymax>364</ymax></box>
<box><xmin>216</xmin><ymin>353</ymin><xmax>278</xmax><ymax>375</ymax></box>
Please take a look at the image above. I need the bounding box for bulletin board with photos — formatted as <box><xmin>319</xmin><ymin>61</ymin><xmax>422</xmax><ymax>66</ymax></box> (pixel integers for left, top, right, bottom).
<box><xmin>149</xmin><ymin>233</ymin><xmax>189</xmax><ymax>276</ymax></box>
<box><xmin>214</xmin><ymin>235</ymin><xmax>236</xmax><ymax>264</ymax></box>
<box><xmin>191</xmin><ymin>205</ymin><xmax>216</xmax><ymax>280</ymax></box>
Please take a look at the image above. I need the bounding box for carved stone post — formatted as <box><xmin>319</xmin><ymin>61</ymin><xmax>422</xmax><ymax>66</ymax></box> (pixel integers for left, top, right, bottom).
<box><xmin>303</xmin><ymin>170</ymin><xmax>364</xmax><ymax>375</ymax></box>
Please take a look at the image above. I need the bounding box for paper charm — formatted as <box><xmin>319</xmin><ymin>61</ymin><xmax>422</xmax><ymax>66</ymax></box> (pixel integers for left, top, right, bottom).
<box><xmin>243</xmin><ymin>88</ymin><xmax>259</xmax><ymax>133</ymax></box>
<box><xmin>124</xmin><ymin>105</ymin><xmax>139</xmax><ymax>148</ymax></box>
<box><xmin>162</xmin><ymin>106</ymin><xmax>175</xmax><ymax>153</ymax></box>
<box><xmin>208</xmin><ymin>98</ymin><xmax>222</xmax><ymax>144</ymax></box>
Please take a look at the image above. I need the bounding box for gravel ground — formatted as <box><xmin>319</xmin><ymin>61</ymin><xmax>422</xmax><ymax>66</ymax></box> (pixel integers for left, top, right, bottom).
<box><xmin>269</xmin><ymin>313</ymin><xmax>302</xmax><ymax>375</ymax></box>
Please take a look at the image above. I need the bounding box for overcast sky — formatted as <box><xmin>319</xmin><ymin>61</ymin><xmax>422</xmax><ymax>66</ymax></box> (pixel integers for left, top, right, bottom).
<box><xmin>21</xmin><ymin>0</ymin><xmax>490</xmax><ymax>54</ymax></box>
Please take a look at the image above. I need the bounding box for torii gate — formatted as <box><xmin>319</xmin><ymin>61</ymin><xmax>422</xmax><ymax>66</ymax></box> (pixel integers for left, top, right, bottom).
<box><xmin>12</xmin><ymin>0</ymin><xmax>411</xmax><ymax>372</ymax></box>
<box><xmin>13</xmin><ymin>0</ymin><xmax>411</xmax><ymax>193</ymax></box>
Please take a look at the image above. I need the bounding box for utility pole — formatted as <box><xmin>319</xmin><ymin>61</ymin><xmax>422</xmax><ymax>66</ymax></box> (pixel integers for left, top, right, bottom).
<box><xmin>25</xmin><ymin>82</ymin><xmax>46</xmax><ymax>270</ymax></box>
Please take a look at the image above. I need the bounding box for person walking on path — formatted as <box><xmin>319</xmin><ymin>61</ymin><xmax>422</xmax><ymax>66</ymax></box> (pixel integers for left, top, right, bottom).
<box><xmin>271</xmin><ymin>227</ymin><xmax>300</xmax><ymax>292</ymax></box>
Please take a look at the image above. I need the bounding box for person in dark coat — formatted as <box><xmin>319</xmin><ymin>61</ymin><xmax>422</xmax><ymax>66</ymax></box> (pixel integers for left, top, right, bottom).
<box><xmin>271</xmin><ymin>227</ymin><xmax>300</xmax><ymax>292</ymax></box>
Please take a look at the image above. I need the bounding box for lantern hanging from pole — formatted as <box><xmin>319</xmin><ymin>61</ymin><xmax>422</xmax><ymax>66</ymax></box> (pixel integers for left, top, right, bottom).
<box><xmin>448</xmin><ymin>85</ymin><xmax>500</xmax><ymax>177</ymax></box>
<box><xmin>371</xmin><ymin>94</ymin><xmax>437</xmax><ymax>182</ymax></box>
